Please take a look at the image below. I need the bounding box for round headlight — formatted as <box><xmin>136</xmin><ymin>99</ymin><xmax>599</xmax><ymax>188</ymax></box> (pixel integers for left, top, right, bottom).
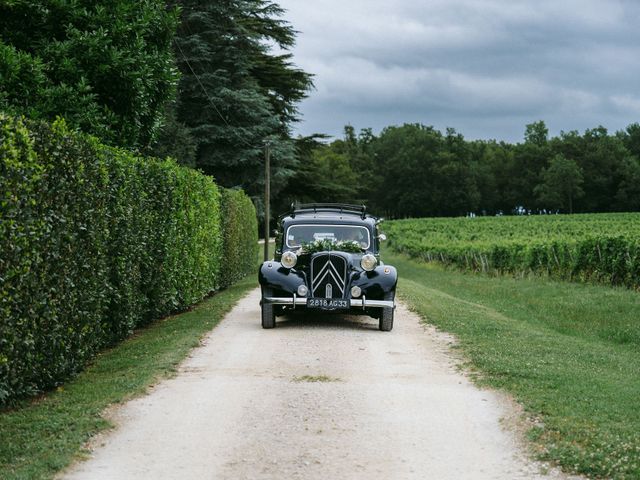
<box><xmin>360</xmin><ymin>254</ymin><xmax>377</xmax><ymax>271</ymax></box>
<box><xmin>350</xmin><ymin>285</ymin><xmax>362</xmax><ymax>298</ymax></box>
<box><xmin>297</xmin><ymin>285</ymin><xmax>308</xmax><ymax>297</ymax></box>
<box><xmin>281</xmin><ymin>251</ymin><xmax>297</xmax><ymax>269</ymax></box>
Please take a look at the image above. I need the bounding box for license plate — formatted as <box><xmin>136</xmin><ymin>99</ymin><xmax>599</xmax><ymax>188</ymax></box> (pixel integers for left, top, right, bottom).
<box><xmin>306</xmin><ymin>298</ymin><xmax>350</xmax><ymax>310</ymax></box>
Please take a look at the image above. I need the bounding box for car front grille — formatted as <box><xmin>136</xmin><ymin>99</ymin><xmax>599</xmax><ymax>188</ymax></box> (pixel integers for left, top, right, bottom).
<box><xmin>310</xmin><ymin>253</ymin><xmax>347</xmax><ymax>299</ymax></box>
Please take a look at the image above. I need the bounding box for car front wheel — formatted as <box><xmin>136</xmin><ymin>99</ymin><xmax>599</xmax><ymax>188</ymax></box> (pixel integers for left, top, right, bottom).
<box><xmin>379</xmin><ymin>291</ymin><xmax>395</xmax><ymax>332</ymax></box>
<box><xmin>261</xmin><ymin>287</ymin><xmax>276</xmax><ymax>329</ymax></box>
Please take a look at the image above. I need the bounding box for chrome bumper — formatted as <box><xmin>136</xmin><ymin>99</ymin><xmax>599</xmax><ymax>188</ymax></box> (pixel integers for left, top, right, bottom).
<box><xmin>263</xmin><ymin>296</ymin><xmax>395</xmax><ymax>309</ymax></box>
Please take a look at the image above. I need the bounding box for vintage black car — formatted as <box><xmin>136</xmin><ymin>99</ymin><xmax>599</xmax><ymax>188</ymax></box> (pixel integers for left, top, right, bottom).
<box><xmin>258</xmin><ymin>203</ymin><xmax>397</xmax><ymax>331</ymax></box>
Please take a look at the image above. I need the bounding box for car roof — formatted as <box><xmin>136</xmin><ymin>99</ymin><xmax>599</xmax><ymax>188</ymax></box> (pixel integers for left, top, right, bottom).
<box><xmin>279</xmin><ymin>203</ymin><xmax>377</xmax><ymax>223</ymax></box>
<box><xmin>277</xmin><ymin>204</ymin><xmax>380</xmax><ymax>233</ymax></box>
<box><xmin>291</xmin><ymin>211</ymin><xmax>368</xmax><ymax>219</ymax></box>
<box><xmin>284</xmin><ymin>213</ymin><xmax>374</xmax><ymax>224</ymax></box>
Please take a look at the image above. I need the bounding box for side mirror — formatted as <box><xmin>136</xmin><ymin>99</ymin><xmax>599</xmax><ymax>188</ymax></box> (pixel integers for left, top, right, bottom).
<box><xmin>378</xmin><ymin>233</ymin><xmax>387</xmax><ymax>242</ymax></box>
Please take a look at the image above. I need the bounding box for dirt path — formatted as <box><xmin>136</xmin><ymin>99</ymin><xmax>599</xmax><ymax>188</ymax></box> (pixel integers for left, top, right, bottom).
<box><xmin>62</xmin><ymin>288</ymin><xmax>576</xmax><ymax>480</ymax></box>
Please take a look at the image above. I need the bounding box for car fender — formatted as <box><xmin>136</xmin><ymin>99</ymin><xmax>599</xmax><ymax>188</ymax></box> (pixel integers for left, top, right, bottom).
<box><xmin>350</xmin><ymin>265</ymin><xmax>398</xmax><ymax>299</ymax></box>
<box><xmin>258</xmin><ymin>261</ymin><xmax>306</xmax><ymax>293</ymax></box>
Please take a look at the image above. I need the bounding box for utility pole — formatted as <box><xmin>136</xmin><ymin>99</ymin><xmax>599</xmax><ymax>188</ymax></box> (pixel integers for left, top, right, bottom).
<box><xmin>263</xmin><ymin>141</ymin><xmax>271</xmax><ymax>261</ymax></box>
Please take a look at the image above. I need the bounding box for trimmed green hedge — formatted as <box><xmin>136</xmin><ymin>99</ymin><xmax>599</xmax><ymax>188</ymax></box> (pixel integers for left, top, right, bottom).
<box><xmin>0</xmin><ymin>115</ymin><xmax>257</xmax><ymax>405</ymax></box>
<box><xmin>220</xmin><ymin>189</ymin><xmax>258</xmax><ymax>288</ymax></box>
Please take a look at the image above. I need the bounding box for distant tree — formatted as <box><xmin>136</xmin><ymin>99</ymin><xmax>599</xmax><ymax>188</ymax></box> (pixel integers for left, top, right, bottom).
<box><xmin>535</xmin><ymin>154</ymin><xmax>584</xmax><ymax>213</ymax></box>
<box><xmin>0</xmin><ymin>1</ymin><xmax>179</xmax><ymax>149</ymax></box>
<box><xmin>367</xmin><ymin>124</ymin><xmax>481</xmax><ymax>218</ymax></box>
<box><xmin>550</xmin><ymin>130</ymin><xmax>583</xmax><ymax>163</ymax></box>
<box><xmin>618</xmin><ymin>123</ymin><xmax>640</xmax><ymax>159</ymax></box>
<box><xmin>272</xmin><ymin>135</ymin><xmax>358</xmax><ymax>212</ymax></box>
<box><xmin>307</xmin><ymin>147</ymin><xmax>359</xmax><ymax>200</ymax></box>
<box><xmin>369</xmin><ymin>124</ymin><xmax>438</xmax><ymax>217</ymax></box>
<box><xmin>614</xmin><ymin>157</ymin><xmax>640</xmax><ymax>210</ymax></box>
<box><xmin>472</xmin><ymin>140</ymin><xmax>517</xmax><ymax>213</ymax></box>
<box><xmin>524</xmin><ymin>121</ymin><xmax>549</xmax><ymax>146</ymax></box>
<box><xmin>328</xmin><ymin>126</ymin><xmax>377</xmax><ymax>202</ymax></box>
<box><xmin>432</xmin><ymin>151</ymin><xmax>481</xmax><ymax>215</ymax></box>
<box><xmin>513</xmin><ymin>121</ymin><xmax>552</xmax><ymax>208</ymax></box>
<box><xmin>436</xmin><ymin>128</ymin><xmax>481</xmax><ymax>214</ymax></box>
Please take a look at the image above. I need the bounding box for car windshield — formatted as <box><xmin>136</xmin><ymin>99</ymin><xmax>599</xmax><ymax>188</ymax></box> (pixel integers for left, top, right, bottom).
<box><xmin>286</xmin><ymin>224</ymin><xmax>370</xmax><ymax>249</ymax></box>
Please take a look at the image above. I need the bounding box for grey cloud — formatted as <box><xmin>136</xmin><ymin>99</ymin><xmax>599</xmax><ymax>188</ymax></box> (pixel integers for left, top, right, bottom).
<box><xmin>280</xmin><ymin>0</ymin><xmax>640</xmax><ymax>141</ymax></box>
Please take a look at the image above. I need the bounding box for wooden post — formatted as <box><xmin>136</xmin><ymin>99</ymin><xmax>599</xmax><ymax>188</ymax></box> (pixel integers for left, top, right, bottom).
<box><xmin>263</xmin><ymin>142</ymin><xmax>271</xmax><ymax>261</ymax></box>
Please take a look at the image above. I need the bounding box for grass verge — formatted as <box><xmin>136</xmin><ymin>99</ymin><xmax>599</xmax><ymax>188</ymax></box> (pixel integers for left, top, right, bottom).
<box><xmin>384</xmin><ymin>250</ymin><xmax>640</xmax><ymax>480</ymax></box>
<box><xmin>0</xmin><ymin>275</ymin><xmax>256</xmax><ymax>480</ymax></box>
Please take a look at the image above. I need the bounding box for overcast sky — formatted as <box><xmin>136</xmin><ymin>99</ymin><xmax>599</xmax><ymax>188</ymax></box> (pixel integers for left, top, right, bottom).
<box><xmin>278</xmin><ymin>0</ymin><xmax>640</xmax><ymax>142</ymax></box>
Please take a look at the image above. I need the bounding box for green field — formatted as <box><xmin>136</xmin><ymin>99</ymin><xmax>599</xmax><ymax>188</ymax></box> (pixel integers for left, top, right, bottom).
<box><xmin>384</xmin><ymin>249</ymin><xmax>640</xmax><ymax>479</ymax></box>
<box><xmin>386</xmin><ymin>213</ymin><xmax>640</xmax><ymax>289</ymax></box>
<box><xmin>382</xmin><ymin>214</ymin><xmax>640</xmax><ymax>478</ymax></box>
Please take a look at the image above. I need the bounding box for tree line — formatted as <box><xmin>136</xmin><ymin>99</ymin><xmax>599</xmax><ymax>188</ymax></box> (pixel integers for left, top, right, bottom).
<box><xmin>275</xmin><ymin>121</ymin><xmax>640</xmax><ymax>218</ymax></box>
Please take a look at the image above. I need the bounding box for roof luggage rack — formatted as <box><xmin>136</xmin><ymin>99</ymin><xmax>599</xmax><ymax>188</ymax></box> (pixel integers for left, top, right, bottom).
<box><xmin>288</xmin><ymin>202</ymin><xmax>367</xmax><ymax>219</ymax></box>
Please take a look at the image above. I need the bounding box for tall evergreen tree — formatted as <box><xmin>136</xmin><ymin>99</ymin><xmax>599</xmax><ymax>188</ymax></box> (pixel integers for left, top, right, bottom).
<box><xmin>168</xmin><ymin>0</ymin><xmax>313</xmax><ymax>207</ymax></box>
<box><xmin>578</xmin><ymin>126</ymin><xmax>627</xmax><ymax>212</ymax></box>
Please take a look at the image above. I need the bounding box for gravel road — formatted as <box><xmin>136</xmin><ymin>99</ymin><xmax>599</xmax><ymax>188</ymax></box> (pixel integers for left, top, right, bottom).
<box><xmin>62</xmin><ymin>288</ymin><xmax>577</xmax><ymax>480</ymax></box>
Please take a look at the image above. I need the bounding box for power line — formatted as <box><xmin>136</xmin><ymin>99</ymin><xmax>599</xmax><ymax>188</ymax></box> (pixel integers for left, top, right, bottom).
<box><xmin>173</xmin><ymin>28</ymin><xmax>271</xmax><ymax>242</ymax></box>
<box><xmin>173</xmin><ymin>27</ymin><xmax>274</xmax><ymax>233</ymax></box>
<box><xmin>172</xmin><ymin>38</ymin><xmax>265</xmax><ymax>150</ymax></box>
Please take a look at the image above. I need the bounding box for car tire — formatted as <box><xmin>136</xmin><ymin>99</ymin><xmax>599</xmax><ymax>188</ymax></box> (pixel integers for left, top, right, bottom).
<box><xmin>261</xmin><ymin>288</ymin><xmax>276</xmax><ymax>329</ymax></box>
<box><xmin>379</xmin><ymin>291</ymin><xmax>395</xmax><ymax>332</ymax></box>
